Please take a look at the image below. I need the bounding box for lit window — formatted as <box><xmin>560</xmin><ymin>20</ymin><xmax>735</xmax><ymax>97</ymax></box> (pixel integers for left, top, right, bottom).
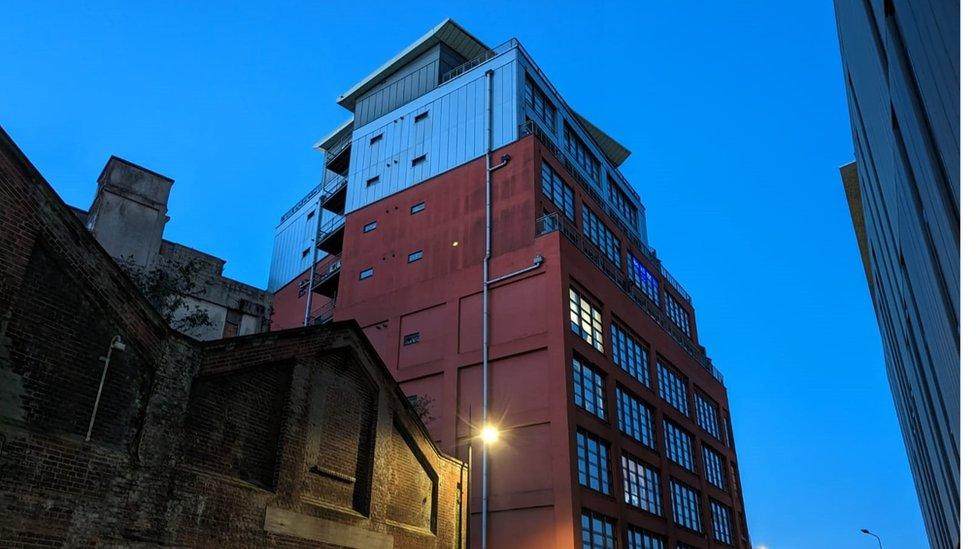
<box><xmin>411</xmin><ymin>154</ymin><xmax>427</xmax><ymax>166</ymax></box>
<box><xmin>414</xmin><ymin>111</ymin><xmax>429</xmax><ymax>122</ymax></box>
<box><xmin>576</xmin><ymin>429</ymin><xmax>611</xmax><ymax>495</ymax></box>
<box><xmin>410</xmin><ymin>202</ymin><xmax>426</xmax><ymax>214</ymax></box>
<box><xmin>572</xmin><ymin>357</ymin><xmax>606</xmax><ymax>419</ymax></box>
<box><xmin>541</xmin><ymin>161</ymin><xmax>575</xmax><ymax>220</ymax></box>
<box><xmin>628</xmin><ymin>253</ymin><xmax>660</xmax><ymax>305</ymax></box>
<box><xmin>359</xmin><ymin>268</ymin><xmax>373</xmax><ymax>280</ymax></box>
<box><xmin>702</xmin><ymin>444</ymin><xmax>727</xmax><ymax>490</ymax></box>
<box><xmin>616</xmin><ymin>387</ymin><xmax>654</xmax><ymax>449</ymax></box>
<box><xmin>695</xmin><ymin>393</ymin><xmax>723</xmax><ymax>441</ymax></box>
<box><xmin>407</xmin><ymin>250</ymin><xmax>423</xmax><ymax>263</ymax></box>
<box><xmin>582</xmin><ymin>205</ymin><xmax>621</xmax><ymax>267</ymax></box>
<box><xmin>665</xmin><ymin>293</ymin><xmax>692</xmax><ymax>336</ymax></box>
<box><xmin>366</xmin><ymin>176</ymin><xmax>380</xmax><ymax>187</ymax></box>
<box><xmin>610</xmin><ymin>322</ymin><xmax>650</xmax><ymax>387</ymax></box>
<box><xmin>626</xmin><ymin>527</ymin><xmax>665</xmax><ymax>549</ymax></box>
<box><xmin>363</xmin><ymin>221</ymin><xmax>377</xmax><ymax>233</ymax></box>
<box><xmin>621</xmin><ymin>453</ymin><xmax>662</xmax><ymax>515</ymax></box>
<box><xmin>569</xmin><ymin>288</ymin><xmax>603</xmax><ymax>351</ymax></box>
<box><xmin>580</xmin><ymin>509</ymin><xmax>615</xmax><ymax>549</ymax></box>
<box><xmin>657</xmin><ymin>360</ymin><xmax>689</xmax><ymax>415</ymax></box>
<box><xmin>670</xmin><ymin>479</ymin><xmax>702</xmax><ymax>532</ymax></box>
<box><xmin>403</xmin><ymin>332</ymin><xmax>420</xmax><ymax>346</ymax></box>
<box><xmin>710</xmin><ymin>500</ymin><xmax>734</xmax><ymax>545</ymax></box>
<box><xmin>664</xmin><ymin>419</ymin><xmax>696</xmax><ymax>472</ymax></box>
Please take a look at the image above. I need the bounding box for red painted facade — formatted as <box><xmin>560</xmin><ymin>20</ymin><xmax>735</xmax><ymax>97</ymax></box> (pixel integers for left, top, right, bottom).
<box><xmin>272</xmin><ymin>135</ymin><xmax>749</xmax><ymax>548</ymax></box>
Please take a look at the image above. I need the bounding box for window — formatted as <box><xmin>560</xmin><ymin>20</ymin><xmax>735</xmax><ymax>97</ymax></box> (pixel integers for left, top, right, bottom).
<box><xmin>577</xmin><ymin>429</ymin><xmax>611</xmax><ymax>494</ymax></box>
<box><xmin>306</xmin><ymin>209</ymin><xmax>315</xmax><ymax>219</ymax></box>
<box><xmin>573</xmin><ymin>357</ymin><xmax>606</xmax><ymax>419</ymax></box>
<box><xmin>665</xmin><ymin>293</ymin><xmax>691</xmax><ymax>336</ymax></box>
<box><xmin>695</xmin><ymin>393</ymin><xmax>723</xmax><ymax>441</ymax></box>
<box><xmin>626</xmin><ymin>527</ymin><xmax>664</xmax><ymax>549</ymax></box>
<box><xmin>541</xmin><ymin>161</ymin><xmax>575</xmax><ymax>220</ymax></box>
<box><xmin>628</xmin><ymin>253</ymin><xmax>660</xmax><ymax>305</ymax></box>
<box><xmin>410</xmin><ymin>201</ymin><xmax>426</xmax><ymax>214</ymax></box>
<box><xmin>565</xmin><ymin>123</ymin><xmax>599</xmax><ymax>181</ymax></box>
<box><xmin>664</xmin><ymin>419</ymin><xmax>695</xmax><ymax>472</ymax></box>
<box><xmin>222</xmin><ymin>310</ymin><xmax>242</xmax><ymax>338</ymax></box>
<box><xmin>670</xmin><ymin>479</ymin><xmax>702</xmax><ymax>532</ymax></box>
<box><xmin>581</xmin><ymin>509</ymin><xmax>615</xmax><ymax>549</ymax></box>
<box><xmin>407</xmin><ymin>250</ymin><xmax>423</xmax><ymax>263</ymax></box>
<box><xmin>657</xmin><ymin>361</ymin><xmax>689</xmax><ymax>415</ymax></box>
<box><xmin>369</xmin><ymin>133</ymin><xmax>383</xmax><ymax>145</ymax></box>
<box><xmin>524</xmin><ymin>74</ymin><xmax>556</xmax><ymax>128</ymax></box>
<box><xmin>411</xmin><ymin>154</ymin><xmax>427</xmax><ymax>166</ymax></box>
<box><xmin>366</xmin><ymin>175</ymin><xmax>380</xmax><ymax>187</ymax></box>
<box><xmin>702</xmin><ymin>445</ymin><xmax>727</xmax><ymax>490</ymax></box>
<box><xmin>616</xmin><ymin>387</ymin><xmax>654</xmax><ymax>448</ymax></box>
<box><xmin>363</xmin><ymin>221</ymin><xmax>377</xmax><ymax>233</ymax></box>
<box><xmin>414</xmin><ymin>111</ymin><xmax>429</xmax><ymax>122</ymax></box>
<box><xmin>710</xmin><ymin>500</ymin><xmax>734</xmax><ymax>545</ymax></box>
<box><xmin>359</xmin><ymin>268</ymin><xmax>373</xmax><ymax>280</ymax></box>
<box><xmin>610</xmin><ymin>322</ymin><xmax>650</xmax><ymax>387</ymax></box>
<box><xmin>621</xmin><ymin>454</ymin><xmax>662</xmax><ymax>515</ymax></box>
<box><xmin>301</xmin><ymin>247</ymin><xmax>310</xmax><ymax>259</ymax></box>
<box><xmin>403</xmin><ymin>332</ymin><xmax>420</xmax><ymax>346</ymax></box>
<box><xmin>569</xmin><ymin>288</ymin><xmax>603</xmax><ymax>351</ymax></box>
<box><xmin>608</xmin><ymin>177</ymin><xmax>638</xmax><ymax>225</ymax></box>
<box><xmin>582</xmin><ymin>205</ymin><xmax>621</xmax><ymax>266</ymax></box>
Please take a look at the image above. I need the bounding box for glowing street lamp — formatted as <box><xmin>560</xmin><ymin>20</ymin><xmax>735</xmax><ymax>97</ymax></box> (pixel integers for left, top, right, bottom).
<box><xmin>480</xmin><ymin>424</ymin><xmax>499</xmax><ymax>445</ymax></box>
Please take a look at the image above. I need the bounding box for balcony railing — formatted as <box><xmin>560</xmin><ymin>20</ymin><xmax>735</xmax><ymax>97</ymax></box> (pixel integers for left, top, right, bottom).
<box><xmin>537</xmin><ymin>213</ymin><xmax>722</xmax><ymax>384</ymax></box>
<box><xmin>439</xmin><ymin>39</ymin><xmax>518</xmax><ymax>86</ymax></box>
<box><xmin>310</xmin><ymin>300</ymin><xmax>336</xmax><ymax>325</ymax></box>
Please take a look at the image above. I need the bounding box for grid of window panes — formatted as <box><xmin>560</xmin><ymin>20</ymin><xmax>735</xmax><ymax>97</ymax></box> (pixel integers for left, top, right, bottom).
<box><xmin>628</xmin><ymin>253</ymin><xmax>660</xmax><ymax>305</ymax></box>
<box><xmin>541</xmin><ymin>161</ymin><xmax>575</xmax><ymax>220</ymax></box>
<box><xmin>582</xmin><ymin>205</ymin><xmax>621</xmax><ymax>266</ymax></box>
<box><xmin>581</xmin><ymin>509</ymin><xmax>615</xmax><ymax>549</ymax></box>
<box><xmin>657</xmin><ymin>361</ymin><xmax>689</xmax><ymax>415</ymax></box>
<box><xmin>524</xmin><ymin>74</ymin><xmax>556</xmax><ymax>129</ymax></box>
<box><xmin>577</xmin><ymin>429</ymin><xmax>611</xmax><ymax>494</ymax></box>
<box><xmin>695</xmin><ymin>393</ymin><xmax>723</xmax><ymax>441</ymax></box>
<box><xmin>610</xmin><ymin>323</ymin><xmax>650</xmax><ymax>387</ymax></box>
<box><xmin>608</xmin><ymin>177</ymin><xmax>638</xmax><ymax>225</ymax></box>
<box><xmin>670</xmin><ymin>479</ymin><xmax>702</xmax><ymax>532</ymax></box>
<box><xmin>565</xmin><ymin>123</ymin><xmax>599</xmax><ymax>181</ymax></box>
<box><xmin>626</xmin><ymin>527</ymin><xmax>665</xmax><ymax>549</ymax></box>
<box><xmin>664</xmin><ymin>419</ymin><xmax>696</xmax><ymax>472</ymax></box>
<box><xmin>702</xmin><ymin>444</ymin><xmax>727</xmax><ymax>490</ymax></box>
<box><xmin>573</xmin><ymin>357</ymin><xmax>606</xmax><ymax>419</ymax></box>
<box><xmin>570</xmin><ymin>288</ymin><xmax>604</xmax><ymax>351</ymax></box>
<box><xmin>665</xmin><ymin>293</ymin><xmax>692</xmax><ymax>336</ymax></box>
<box><xmin>710</xmin><ymin>500</ymin><xmax>734</xmax><ymax>545</ymax></box>
<box><xmin>621</xmin><ymin>454</ymin><xmax>662</xmax><ymax>515</ymax></box>
<box><xmin>616</xmin><ymin>387</ymin><xmax>654</xmax><ymax>448</ymax></box>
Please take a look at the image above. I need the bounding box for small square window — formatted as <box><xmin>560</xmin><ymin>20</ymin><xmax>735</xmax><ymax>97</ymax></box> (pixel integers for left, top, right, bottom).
<box><xmin>414</xmin><ymin>111</ymin><xmax>429</xmax><ymax>123</ymax></box>
<box><xmin>411</xmin><ymin>154</ymin><xmax>427</xmax><ymax>166</ymax></box>
<box><xmin>410</xmin><ymin>202</ymin><xmax>426</xmax><ymax>214</ymax></box>
<box><xmin>403</xmin><ymin>332</ymin><xmax>421</xmax><ymax>345</ymax></box>
<box><xmin>359</xmin><ymin>268</ymin><xmax>374</xmax><ymax>280</ymax></box>
<box><xmin>363</xmin><ymin>221</ymin><xmax>377</xmax><ymax>233</ymax></box>
<box><xmin>408</xmin><ymin>250</ymin><xmax>423</xmax><ymax>263</ymax></box>
<box><xmin>366</xmin><ymin>176</ymin><xmax>380</xmax><ymax>187</ymax></box>
<box><xmin>369</xmin><ymin>133</ymin><xmax>383</xmax><ymax>145</ymax></box>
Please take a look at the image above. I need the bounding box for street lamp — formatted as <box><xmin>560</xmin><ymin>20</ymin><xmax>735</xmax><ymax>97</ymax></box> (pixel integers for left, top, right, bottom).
<box><xmin>480</xmin><ymin>424</ymin><xmax>499</xmax><ymax>444</ymax></box>
<box><xmin>860</xmin><ymin>528</ymin><xmax>884</xmax><ymax>549</ymax></box>
<box><xmin>479</xmin><ymin>423</ymin><xmax>499</xmax><ymax>548</ymax></box>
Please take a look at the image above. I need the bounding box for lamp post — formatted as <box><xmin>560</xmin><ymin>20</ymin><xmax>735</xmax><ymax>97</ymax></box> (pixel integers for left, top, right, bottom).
<box><xmin>479</xmin><ymin>424</ymin><xmax>498</xmax><ymax>548</ymax></box>
<box><xmin>860</xmin><ymin>528</ymin><xmax>884</xmax><ymax>549</ymax></box>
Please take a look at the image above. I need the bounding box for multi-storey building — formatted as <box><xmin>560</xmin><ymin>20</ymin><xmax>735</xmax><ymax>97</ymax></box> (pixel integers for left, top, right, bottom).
<box><xmin>834</xmin><ymin>2</ymin><xmax>959</xmax><ymax>548</ymax></box>
<box><xmin>270</xmin><ymin>19</ymin><xmax>750</xmax><ymax>548</ymax></box>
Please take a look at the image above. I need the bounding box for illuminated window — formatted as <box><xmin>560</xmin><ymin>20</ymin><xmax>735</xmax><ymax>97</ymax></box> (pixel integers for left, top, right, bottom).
<box><xmin>569</xmin><ymin>288</ymin><xmax>603</xmax><ymax>351</ymax></box>
<box><xmin>621</xmin><ymin>453</ymin><xmax>662</xmax><ymax>515</ymax></box>
<box><xmin>628</xmin><ymin>253</ymin><xmax>660</xmax><ymax>305</ymax></box>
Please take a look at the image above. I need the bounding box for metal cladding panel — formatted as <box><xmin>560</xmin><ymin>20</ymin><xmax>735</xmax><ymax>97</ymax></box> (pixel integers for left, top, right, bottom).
<box><xmin>354</xmin><ymin>45</ymin><xmax>444</xmax><ymax>127</ymax></box>
<box><xmin>269</xmin><ymin>192</ymin><xmax>322</xmax><ymax>292</ymax></box>
<box><xmin>835</xmin><ymin>1</ymin><xmax>959</xmax><ymax>548</ymax></box>
<box><xmin>345</xmin><ymin>50</ymin><xmax>518</xmax><ymax>214</ymax></box>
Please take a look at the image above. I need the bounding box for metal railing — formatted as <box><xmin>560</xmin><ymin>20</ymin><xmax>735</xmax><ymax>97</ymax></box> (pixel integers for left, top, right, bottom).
<box><xmin>537</xmin><ymin>213</ymin><xmax>722</xmax><ymax>384</ymax></box>
<box><xmin>661</xmin><ymin>265</ymin><xmax>692</xmax><ymax>304</ymax></box>
<box><xmin>317</xmin><ymin>216</ymin><xmax>345</xmax><ymax>243</ymax></box>
<box><xmin>310</xmin><ymin>300</ymin><xmax>336</xmax><ymax>325</ymax></box>
<box><xmin>280</xmin><ymin>183</ymin><xmax>323</xmax><ymax>224</ymax></box>
<box><xmin>439</xmin><ymin>39</ymin><xmax>518</xmax><ymax>85</ymax></box>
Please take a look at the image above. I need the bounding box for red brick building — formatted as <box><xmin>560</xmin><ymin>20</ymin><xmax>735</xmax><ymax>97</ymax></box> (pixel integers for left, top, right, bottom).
<box><xmin>0</xmin><ymin>126</ymin><xmax>466</xmax><ymax>548</ymax></box>
<box><xmin>271</xmin><ymin>20</ymin><xmax>750</xmax><ymax>548</ymax></box>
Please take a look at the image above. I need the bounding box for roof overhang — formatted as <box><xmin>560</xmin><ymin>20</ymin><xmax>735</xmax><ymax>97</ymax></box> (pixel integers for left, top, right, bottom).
<box><xmin>313</xmin><ymin>118</ymin><xmax>354</xmax><ymax>151</ymax></box>
<box><xmin>572</xmin><ymin>110</ymin><xmax>631</xmax><ymax>167</ymax></box>
<box><xmin>336</xmin><ymin>18</ymin><xmax>489</xmax><ymax>111</ymax></box>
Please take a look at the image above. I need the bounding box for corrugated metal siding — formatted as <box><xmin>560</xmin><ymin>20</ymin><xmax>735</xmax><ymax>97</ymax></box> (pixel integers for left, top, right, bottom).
<box><xmin>355</xmin><ymin>45</ymin><xmax>446</xmax><ymax>127</ymax></box>
<box><xmin>268</xmin><ymin>191</ymin><xmax>328</xmax><ymax>292</ymax></box>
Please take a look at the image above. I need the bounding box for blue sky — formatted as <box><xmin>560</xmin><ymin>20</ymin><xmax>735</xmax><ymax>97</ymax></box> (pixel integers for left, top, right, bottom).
<box><xmin>0</xmin><ymin>2</ymin><xmax>928</xmax><ymax>547</ymax></box>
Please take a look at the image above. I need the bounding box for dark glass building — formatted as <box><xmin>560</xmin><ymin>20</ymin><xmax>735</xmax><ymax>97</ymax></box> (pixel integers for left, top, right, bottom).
<box><xmin>834</xmin><ymin>2</ymin><xmax>959</xmax><ymax>548</ymax></box>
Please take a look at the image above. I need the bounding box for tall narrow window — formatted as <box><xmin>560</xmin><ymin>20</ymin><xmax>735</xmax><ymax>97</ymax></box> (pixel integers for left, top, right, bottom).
<box><xmin>608</xmin><ymin>177</ymin><xmax>638</xmax><ymax>225</ymax></box>
<box><xmin>628</xmin><ymin>253</ymin><xmax>660</xmax><ymax>305</ymax></box>
<box><xmin>657</xmin><ymin>361</ymin><xmax>689</xmax><ymax>415</ymax></box>
<box><xmin>541</xmin><ymin>161</ymin><xmax>575</xmax><ymax>220</ymax></box>
<box><xmin>702</xmin><ymin>444</ymin><xmax>727</xmax><ymax>490</ymax></box>
<box><xmin>524</xmin><ymin>74</ymin><xmax>556</xmax><ymax>129</ymax></box>
<box><xmin>664</xmin><ymin>419</ymin><xmax>696</xmax><ymax>472</ymax></box>
<box><xmin>669</xmin><ymin>479</ymin><xmax>702</xmax><ymax>532</ymax></box>
<box><xmin>616</xmin><ymin>387</ymin><xmax>654</xmax><ymax>449</ymax></box>
<box><xmin>564</xmin><ymin>123</ymin><xmax>599</xmax><ymax>181</ymax></box>
<box><xmin>621</xmin><ymin>453</ymin><xmax>662</xmax><ymax>515</ymax></box>
<box><xmin>580</xmin><ymin>509</ymin><xmax>615</xmax><ymax>549</ymax></box>
<box><xmin>710</xmin><ymin>500</ymin><xmax>734</xmax><ymax>545</ymax></box>
<box><xmin>626</xmin><ymin>527</ymin><xmax>665</xmax><ymax>549</ymax></box>
<box><xmin>695</xmin><ymin>393</ymin><xmax>723</xmax><ymax>441</ymax></box>
<box><xmin>573</xmin><ymin>357</ymin><xmax>606</xmax><ymax>419</ymax></box>
<box><xmin>569</xmin><ymin>288</ymin><xmax>604</xmax><ymax>351</ymax></box>
<box><xmin>582</xmin><ymin>205</ymin><xmax>621</xmax><ymax>266</ymax></box>
<box><xmin>577</xmin><ymin>429</ymin><xmax>611</xmax><ymax>495</ymax></box>
<box><xmin>665</xmin><ymin>293</ymin><xmax>692</xmax><ymax>336</ymax></box>
<box><xmin>610</xmin><ymin>322</ymin><xmax>650</xmax><ymax>387</ymax></box>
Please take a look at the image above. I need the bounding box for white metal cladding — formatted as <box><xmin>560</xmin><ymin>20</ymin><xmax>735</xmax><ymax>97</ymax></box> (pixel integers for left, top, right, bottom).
<box><xmin>344</xmin><ymin>50</ymin><xmax>518</xmax><ymax>214</ymax></box>
<box><xmin>354</xmin><ymin>44</ymin><xmax>456</xmax><ymax>127</ymax></box>
<box><xmin>268</xmin><ymin>192</ymin><xmax>333</xmax><ymax>292</ymax></box>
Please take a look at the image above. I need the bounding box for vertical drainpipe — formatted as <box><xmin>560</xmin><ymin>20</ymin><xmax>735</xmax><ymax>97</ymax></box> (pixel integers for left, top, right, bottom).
<box><xmin>481</xmin><ymin>67</ymin><xmax>494</xmax><ymax>549</ymax></box>
<box><xmin>303</xmin><ymin>193</ymin><xmax>324</xmax><ymax>326</ymax></box>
